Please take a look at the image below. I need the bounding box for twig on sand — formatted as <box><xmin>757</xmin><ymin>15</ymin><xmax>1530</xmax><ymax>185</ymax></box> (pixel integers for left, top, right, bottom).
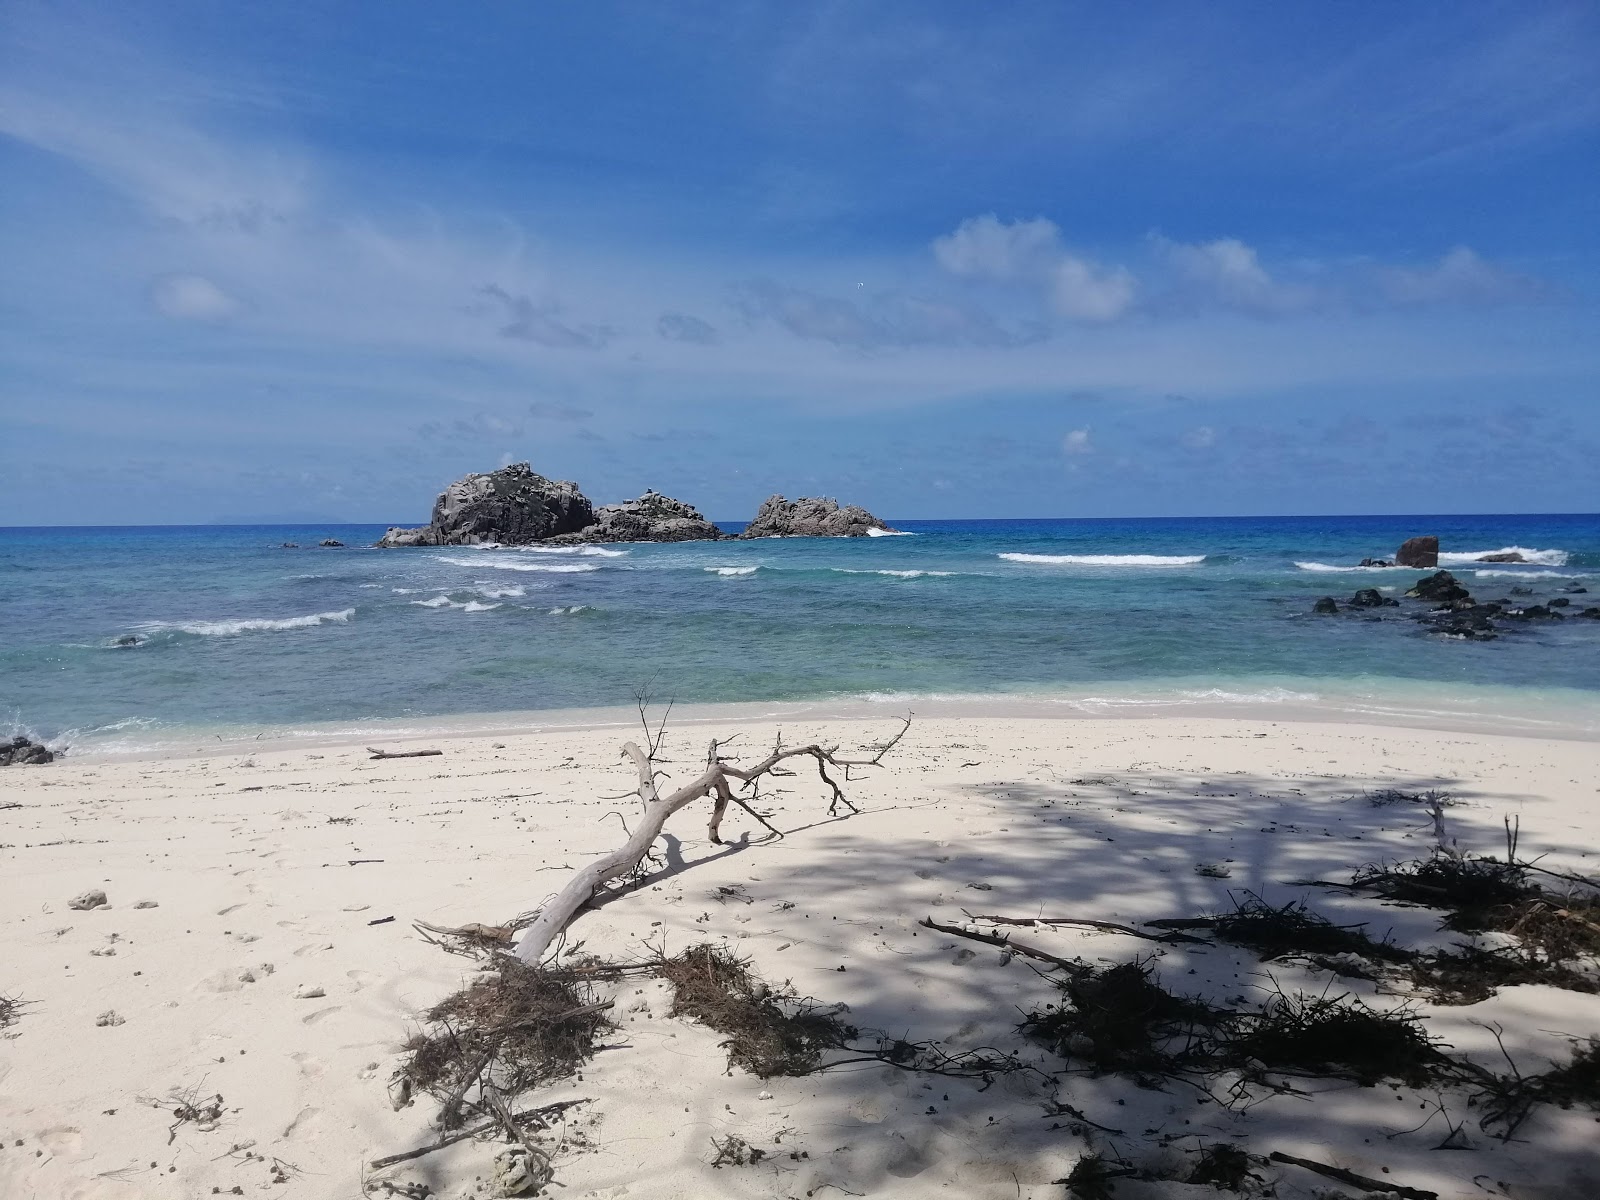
<box><xmin>919</xmin><ymin>917</ymin><xmax>1081</xmax><ymax>972</ymax></box>
<box><xmin>367</xmin><ymin>747</ymin><xmax>443</xmax><ymax>760</ymax></box>
<box><xmin>1268</xmin><ymin>1151</ymin><xmax>1437</xmax><ymax>1199</ymax></box>
<box><xmin>368</xmin><ymin>1100</ymin><xmax>589</xmax><ymax>1170</ymax></box>
<box><xmin>964</xmin><ymin>912</ymin><xmax>1211</xmax><ymax>945</ymax></box>
<box><xmin>348</xmin><ymin>859</ymin><xmax>385</xmax><ymax>866</ymax></box>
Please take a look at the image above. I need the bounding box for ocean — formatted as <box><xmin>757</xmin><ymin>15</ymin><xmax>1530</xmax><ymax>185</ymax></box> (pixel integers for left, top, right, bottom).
<box><xmin>3</xmin><ymin>513</ymin><xmax>1597</xmax><ymax>754</ymax></box>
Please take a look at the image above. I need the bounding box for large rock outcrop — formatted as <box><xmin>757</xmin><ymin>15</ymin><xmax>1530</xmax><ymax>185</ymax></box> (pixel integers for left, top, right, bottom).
<box><xmin>378</xmin><ymin>463</ymin><xmax>595</xmax><ymax>547</ymax></box>
<box><xmin>1394</xmin><ymin>536</ymin><xmax>1439</xmax><ymax>568</ymax></box>
<box><xmin>738</xmin><ymin>495</ymin><xmax>890</xmax><ymax>539</ymax></box>
<box><xmin>546</xmin><ymin>491</ymin><xmax>727</xmax><ymax>544</ymax></box>
<box><xmin>1</xmin><ymin>736</ymin><xmax>55</xmax><ymax>766</ymax></box>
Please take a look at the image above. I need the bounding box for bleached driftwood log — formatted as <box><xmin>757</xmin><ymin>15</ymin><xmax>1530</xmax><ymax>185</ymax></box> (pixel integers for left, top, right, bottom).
<box><xmin>513</xmin><ymin>720</ymin><xmax>909</xmax><ymax>965</ymax></box>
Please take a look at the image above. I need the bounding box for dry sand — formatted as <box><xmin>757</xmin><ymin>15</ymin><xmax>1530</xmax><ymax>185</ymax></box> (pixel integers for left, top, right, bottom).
<box><xmin>2</xmin><ymin>713</ymin><xmax>1599</xmax><ymax>1199</ymax></box>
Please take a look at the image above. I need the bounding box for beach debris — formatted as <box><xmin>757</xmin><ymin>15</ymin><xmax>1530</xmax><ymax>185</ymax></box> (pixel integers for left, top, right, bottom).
<box><xmin>69</xmin><ymin>889</ymin><xmax>109</xmax><ymax>910</ymax></box>
<box><xmin>1</xmin><ymin>992</ymin><xmax>30</xmax><ymax>1029</ymax></box>
<box><xmin>157</xmin><ymin>1084</ymin><xmax>225</xmax><ymax>1142</ymax></box>
<box><xmin>510</xmin><ymin>709</ymin><xmax>910</xmax><ymax>967</ymax></box>
<box><xmin>134</xmin><ymin>900</ymin><xmax>159</xmax><ymax>909</ymax></box>
<box><xmin>412</xmin><ymin>916</ymin><xmax>534</xmax><ymax>957</ymax></box>
<box><xmin>294</xmin><ymin>984</ymin><xmax>326</xmax><ymax>999</ymax></box>
<box><xmin>921</xmin><ymin>916</ymin><xmax>1083</xmax><ymax>970</ymax></box>
<box><xmin>367</xmin><ymin>747</ymin><xmax>443</xmax><ymax>760</ymax></box>
<box><xmin>368</xmin><ymin>1100</ymin><xmax>587</xmax><ymax>1170</ymax></box>
<box><xmin>708</xmin><ymin>1133</ymin><xmax>766</xmax><ymax>1167</ymax></box>
<box><xmin>1193</xmin><ymin>861</ymin><xmax>1232</xmax><ymax>878</ymax></box>
<box><xmin>492</xmin><ymin>1146</ymin><xmax>542</xmax><ymax>1196</ymax></box>
<box><xmin>348</xmin><ymin>858</ymin><xmax>385</xmax><ymax>866</ymax></box>
<box><xmin>0</xmin><ymin>735</ymin><xmax>55</xmax><ymax>765</ymax></box>
<box><xmin>1208</xmin><ymin>891</ymin><xmax>1413</xmax><ymax>970</ymax></box>
<box><xmin>658</xmin><ymin>944</ymin><xmax>853</xmax><ymax>1077</ymax></box>
<box><xmin>1268</xmin><ymin>1150</ymin><xmax>1437</xmax><ymax>1199</ymax></box>
<box><xmin>367</xmin><ymin>915</ymin><xmax>395</xmax><ymax>926</ymax></box>
<box><xmin>961</xmin><ymin>911</ymin><xmax>1210</xmax><ymax>945</ymax></box>
<box><xmin>1231</xmin><ymin>987</ymin><xmax>1447</xmax><ymax>1087</ymax></box>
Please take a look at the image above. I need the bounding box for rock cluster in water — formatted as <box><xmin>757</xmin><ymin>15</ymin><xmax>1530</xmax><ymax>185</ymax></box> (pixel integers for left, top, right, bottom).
<box><xmin>376</xmin><ymin>463</ymin><xmax>891</xmax><ymax>547</ymax></box>
<box><xmin>1312</xmin><ymin>570</ymin><xmax>1597</xmax><ymax>641</ymax></box>
<box><xmin>1</xmin><ymin>735</ymin><xmax>55</xmax><ymax>765</ymax></box>
<box><xmin>737</xmin><ymin>494</ymin><xmax>889</xmax><ymax>539</ymax></box>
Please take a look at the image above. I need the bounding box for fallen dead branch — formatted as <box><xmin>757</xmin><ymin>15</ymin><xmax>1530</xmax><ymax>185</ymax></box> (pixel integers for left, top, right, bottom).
<box><xmin>512</xmin><ymin>716</ymin><xmax>910</xmax><ymax>966</ymax></box>
<box><xmin>367</xmin><ymin>747</ymin><xmax>443</xmax><ymax>760</ymax></box>
<box><xmin>920</xmin><ymin>916</ymin><xmax>1083</xmax><ymax>972</ymax></box>
<box><xmin>964</xmin><ymin>911</ymin><xmax>1211</xmax><ymax>946</ymax></box>
<box><xmin>1268</xmin><ymin>1150</ymin><xmax>1437</xmax><ymax>1199</ymax></box>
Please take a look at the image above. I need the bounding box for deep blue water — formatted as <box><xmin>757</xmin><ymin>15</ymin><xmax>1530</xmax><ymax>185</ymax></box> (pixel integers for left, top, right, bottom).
<box><xmin>2</xmin><ymin>514</ymin><xmax>1597</xmax><ymax>751</ymax></box>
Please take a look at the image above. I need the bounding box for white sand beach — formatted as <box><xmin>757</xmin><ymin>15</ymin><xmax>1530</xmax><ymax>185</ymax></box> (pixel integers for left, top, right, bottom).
<box><xmin>3</xmin><ymin>713</ymin><xmax>1599</xmax><ymax>1200</ymax></box>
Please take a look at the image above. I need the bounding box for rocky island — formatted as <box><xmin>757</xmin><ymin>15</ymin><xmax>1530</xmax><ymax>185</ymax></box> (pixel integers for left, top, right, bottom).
<box><xmin>376</xmin><ymin>463</ymin><xmax>891</xmax><ymax>547</ymax></box>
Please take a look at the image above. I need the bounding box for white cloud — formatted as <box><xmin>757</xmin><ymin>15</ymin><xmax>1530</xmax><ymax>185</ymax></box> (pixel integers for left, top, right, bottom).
<box><xmin>1051</xmin><ymin>258</ymin><xmax>1137</xmax><ymax>322</ymax></box>
<box><xmin>1181</xmin><ymin>425</ymin><xmax>1217</xmax><ymax>449</ymax></box>
<box><xmin>149</xmin><ymin>273</ymin><xmax>241</xmax><ymax>321</ymax></box>
<box><xmin>1379</xmin><ymin>246</ymin><xmax>1549</xmax><ymax>307</ymax></box>
<box><xmin>1156</xmin><ymin>236</ymin><xmax>1318</xmax><ymax>315</ymax></box>
<box><xmin>934</xmin><ymin>214</ymin><xmax>1137</xmax><ymax>323</ymax></box>
<box><xmin>932</xmin><ymin>214</ymin><xmax>1062</xmax><ymax>280</ymax></box>
<box><xmin>1063</xmin><ymin>428</ymin><xmax>1093</xmax><ymax>454</ymax></box>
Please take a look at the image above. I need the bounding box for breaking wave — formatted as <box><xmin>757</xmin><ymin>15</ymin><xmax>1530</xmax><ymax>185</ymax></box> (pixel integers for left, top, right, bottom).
<box><xmin>831</xmin><ymin>568</ymin><xmax>955</xmax><ymax>578</ymax></box>
<box><xmin>866</xmin><ymin>528</ymin><xmax>915</xmax><ymax>537</ymax></box>
<box><xmin>706</xmin><ymin>566</ymin><xmax>760</xmax><ymax>576</ymax></box>
<box><xmin>1000</xmin><ymin>552</ymin><xmax>1207</xmax><ymax>567</ymax></box>
<box><xmin>135</xmin><ymin>608</ymin><xmax>355</xmax><ymax>637</ymax></box>
<box><xmin>1294</xmin><ymin>561</ymin><xmax>1412</xmax><ymax>573</ymax></box>
<box><xmin>1438</xmin><ymin>546</ymin><xmax>1568</xmax><ymax>567</ymax></box>
<box><xmin>1474</xmin><ymin>569</ymin><xmax>1587</xmax><ymax>580</ymax></box>
<box><xmin>436</xmin><ymin>557</ymin><xmax>598</xmax><ymax>573</ymax></box>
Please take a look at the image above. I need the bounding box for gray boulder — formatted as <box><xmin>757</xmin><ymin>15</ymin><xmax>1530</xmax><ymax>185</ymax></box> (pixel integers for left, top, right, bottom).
<box><xmin>1</xmin><ymin>735</ymin><xmax>55</xmax><ymax>766</ymax></box>
<box><xmin>546</xmin><ymin>490</ymin><xmax>726</xmax><ymax>544</ymax></box>
<box><xmin>739</xmin><ymin>495</ymin><xmax>890</xmax><ymax>539</ymax></box>
<box><xmin>1395</xmin><ymin>536</ymin><xmax>1439</xmax><ymax>568</ymax></box>
<box><xmin>378</xmin><ymin>463</ymin><xmax>595</xmax><ymax>547</ymax></box>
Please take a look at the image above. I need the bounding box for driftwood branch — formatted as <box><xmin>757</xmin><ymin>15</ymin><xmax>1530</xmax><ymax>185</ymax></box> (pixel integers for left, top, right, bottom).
<box><xmin>369</xmin><ymin>1100</ymin><xmax>588</xmax><ymax>1170</ymax></box>
<box><xmin>964</xmin><ymin>912</ymin><xmax>1212</xmax><ymax>946</ymax></box>
<box><xmin>512</xmin><ymin>718</ymin><xmax>910</xmax><ymax>965</ymax></box>
<box><xmin>367</xmin><ymin>747</ymin><xmax>443</xmax><ymax>760</ymax></box>
<box><xmin>1267</xmin><ymin>1151</ymin><xmax>1437</xmax><ymax>1199</ymax></box>
<box><xmin>919</xmin><ymin>917</ymin><xmax>1082</xmax><ymax>973</ymax></box>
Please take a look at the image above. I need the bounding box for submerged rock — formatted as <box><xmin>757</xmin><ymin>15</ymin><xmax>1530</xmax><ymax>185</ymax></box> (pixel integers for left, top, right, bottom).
<box><xmin>1348</xmin><ymin>588</ymin><xmax>1398</xmax><ymax>608</ymax></box>
<box><xmin>547</xmin><ymin>490</ymin><xmax>726</xmax><ymax>544</ymax></box>
<box><xmin>1477</xmin><ymin>551</ymin><xmax>1526</xmax><ymax>563</ymax></box>
<box><xmin>378</xmin><ymin>463</ymin><xmax>595</xmax><ymax>547</ymax></box>
<box><xmin>1395</xmin><ymin>536</ymin><xmax>1439</xmax><ymax>568</ymax></box>
<box><xmin>318</xmin><ymin>538</ymin><xmax>344</xmax><ymax>548</ymax></box>
<box><xmin>739</xmin><ymin>495</ymin><xmax>890</xmax><ymax>538</ymax></box>
<box><xmin>1312</xmin><ymin>597</ymin><xmax>1339</xmax><ymax>614</ymax></box>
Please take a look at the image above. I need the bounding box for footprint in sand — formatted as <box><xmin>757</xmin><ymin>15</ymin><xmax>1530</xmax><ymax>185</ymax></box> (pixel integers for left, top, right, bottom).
<box><xmin>345</xmin><ymin>969</ymin><xmax>379</xmax><ymax>992</ymax></box>
<box><xmin>36</xmin><ymin>1125</ymin><xmax>83</xmax><ymax>1156</ymax></box>
<box><xmin>217</xmin><ymin>903</ymin><xmax>247</xmax><ymax>916</ymax></box>
<box><xmin>301</xmin><ymin>1005</ymin><xmax>343</xmax><ymax>1026</ymax></box>
<box><xmin>290</xmin><ymin>1051</ymin><xmax>327</xmax><ymax>1077</ymax></box>
<box><xmin>281</xmin><ymin>1106</ymin><xmax>319</xmax><ymax>1139</ymax></box>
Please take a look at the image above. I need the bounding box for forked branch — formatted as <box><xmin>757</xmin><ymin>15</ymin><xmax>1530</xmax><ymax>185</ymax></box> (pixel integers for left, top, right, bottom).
<box><xmin>512</xmin><ymin>717</ymin><xmax>910</xmax><ymax>966</ymax></box>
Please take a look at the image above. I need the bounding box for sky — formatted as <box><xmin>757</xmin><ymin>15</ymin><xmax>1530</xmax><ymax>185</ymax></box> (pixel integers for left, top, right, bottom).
<box><xmin>1</xmin><ymin>1</ymin><xmax>1597</xmax><ymax>524</ymax></box>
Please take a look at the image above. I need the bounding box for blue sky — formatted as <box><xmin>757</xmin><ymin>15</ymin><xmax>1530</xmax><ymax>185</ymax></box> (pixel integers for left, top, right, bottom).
<box><xmin>1</xmin><ymin>1</ymin><xmax>1596</xmax><ymax>523</ymax></box>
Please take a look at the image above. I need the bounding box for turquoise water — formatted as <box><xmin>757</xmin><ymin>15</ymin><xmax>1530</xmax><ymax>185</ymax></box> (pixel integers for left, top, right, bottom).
<box><xmin>2</xmin><ymin>514</ymin><xmax>1597</xmax><ymax>752</ymax></box>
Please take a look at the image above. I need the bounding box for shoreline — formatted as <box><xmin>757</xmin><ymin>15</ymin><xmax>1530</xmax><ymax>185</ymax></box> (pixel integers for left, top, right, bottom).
<box><xmin>43</xmin><ymin>676</ymin><xmax>1600</xmax><ymax>762</ymax></box>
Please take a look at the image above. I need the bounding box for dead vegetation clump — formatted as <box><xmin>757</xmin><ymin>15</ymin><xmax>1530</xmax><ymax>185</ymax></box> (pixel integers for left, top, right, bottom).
<box><xmin>1353</xmin><ymin>852</ymin><xmax>1538</xmax><ymax>930</ymax></box>
<box><xmin>1229</xmin><ymin>989</ymin><xmax>1447</xmax><ymax>1088</ymax></box>
<box><xmin>1020</xmin><ymin>959</ymin><xmax>1227</xmax><ymax>1079</ymax></box>
<box><xmin>1476</xmin><ymin>1037</ymin><xmax>1600</xmax><ymax>1137</ymax></box>
<box><xmin>0</xmin><ymin>992</ymin><xmax>28</xmax><ymax>1029</ymax></box>
<box><xmin>398</xmin><ymin>958</ymin><xmax>612</xmax><ymax>1119</ymax></box>
<box><xmin>1185</xmin><ymin>1142</ymin><xmax>1257</xmax><ymax>1189</ymax></box>
<box><xmin>1212</xmin><ymin>892</ymin><xmax>1412</xmax><ymax>967</ymax></box>
<box><xmin>1368</xmin><ymin>787</ymin><xmax>1458</xmax><ymax>809</ymax></box>
<box><xmin>658</xmin><ymin>944</ymin><xmax>855</xmax><ymax>1077</ymax></box>
<box><xmin>1409</xmin><ymin>944</ymin><xmax>1598</xmax><ymax>1006</ymax></box>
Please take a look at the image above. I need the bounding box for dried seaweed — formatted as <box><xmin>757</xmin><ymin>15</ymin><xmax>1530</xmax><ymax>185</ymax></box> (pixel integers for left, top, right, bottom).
<box><xmin>1230</xmin><ymin>988</ymin><xmax>1447</xmax><ymax>1087</ymax></box>
<box><xmin>1212</xmin><ymin>892</ymin><xmax>1412</xmax><ymax>965</ymax></box>
<box><xmin>658</xmin><ymin>944</ymin><xmax>854</xmax><ymax>1077</ymax></box>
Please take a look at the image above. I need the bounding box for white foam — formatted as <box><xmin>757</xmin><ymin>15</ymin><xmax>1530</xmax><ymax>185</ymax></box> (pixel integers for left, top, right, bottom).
<box><xmin>866</xmin><ymin>528</ymin><xmax>915</xmax><ymax>537</ymax></box>
<box><xmin>832</xmin><ymin>568</ymin><xmax>954</xmax><ymax>578</ymax></box>
<box><xmin>706</xmin><ymin>566</ymin><xmax>759</xmax><ymax>576</ymax></box>
<box><xmin>1438</xmin><ymin>546</ymin><xmax>1569</xmax><ymax>567</ymax></box>
<box><xmin>476</xmin><ymin>585</ymin><xmax>526</xmax><ymax>599</ymax></box>
<box><xmin>547</xmin><ymin>605</ymin><xmax>591</xmax><ymax>615</ymax></box>
<box><xmin>491</xmin><ymin>544</ymin><xmax>627</xmax><ymax>557</ymax></box>
<box><xmin>1000</xmin><ymin>552</ymin><xmax>1206</xmax><ymax>566</ymax></box>
<box><xmin>1474</xmin><ymin>569</ymin><xmax>1587</xmax><ymax>580</ymax></box>
<box><xmin>436</xmin><ymin>557</ymin><xmax>598</xmax><ymax>573</ymax></box>
<box><xmin>138</xmin><ymin>608</ymin><xmax>355</xmax><ymax>637</ymax></box>
<box><xmin>411</xmin><ymin>596</ymin><xmax>454</xmax><ymax>608</ymax></box>
<box><xmin>461</xmin><ymin>600</ymin><xmax>500</xmax><ymax>612</ymax></box>
<box><xmin>1294</xmin><ymin>561</ymin><xmax>1410</xmax><ymax>573</ymax></box>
